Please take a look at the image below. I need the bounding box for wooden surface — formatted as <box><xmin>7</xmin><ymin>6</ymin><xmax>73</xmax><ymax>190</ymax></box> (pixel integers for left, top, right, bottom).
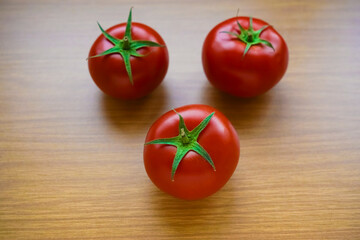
<box><xmin>1</xmin><ymin>0</ymin><xmax>360</xmax><ymax>239</ymax></box>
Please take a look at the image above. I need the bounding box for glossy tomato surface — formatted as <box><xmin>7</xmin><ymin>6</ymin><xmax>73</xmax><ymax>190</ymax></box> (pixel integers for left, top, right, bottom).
<box><xmin>202</xmin><ymin>17</ymin><xmax>288</xmax><ymax>97</ymax></box>
<box><xmin>88</xmin><ymin>23</ymin><xmax>169</xmax><ymax>99</ymax></box>
<box><xmin>144</xmin><ymin>104</ymin><xmax>240</xmax><ymax>200</ymax></box>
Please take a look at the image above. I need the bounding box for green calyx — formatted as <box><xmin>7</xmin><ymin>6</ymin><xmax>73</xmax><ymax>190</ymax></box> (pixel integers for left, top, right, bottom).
<box><xmin>145</xmin><ymin>110</ymin><xmax>216</xmax><ymax>181</ymax></box>
<box><xmin>221</xmin><ymin>17</ymin><xmax>275</xmax><ymax>57</ymax></box>
<box><xmin>88</xmin><ymin>8</ymin><xmax>164</xmax><ymax>85</ymax></box>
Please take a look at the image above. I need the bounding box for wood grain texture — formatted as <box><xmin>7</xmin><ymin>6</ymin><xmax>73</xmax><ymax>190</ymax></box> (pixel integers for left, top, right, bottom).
<box><xmin>1</xmin><ymin>0</ymin><xmax>360</xmax><ymax>239</ymax></box>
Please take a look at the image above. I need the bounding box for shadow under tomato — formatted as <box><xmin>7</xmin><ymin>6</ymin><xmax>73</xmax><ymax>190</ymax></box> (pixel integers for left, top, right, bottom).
<box><xmin>146</xmin><ymin>178</ymin><xmax>241</xmax><ymax>234</ymax></box>
<box><xmin>201</xmin><ymin>82</ymin><xmax>281</xmax><ymax>132</ymax></box>
<box><xmin>100</xmin><ymin>84</ymin><xmax>168</xmax><ymax>133</ymax></box>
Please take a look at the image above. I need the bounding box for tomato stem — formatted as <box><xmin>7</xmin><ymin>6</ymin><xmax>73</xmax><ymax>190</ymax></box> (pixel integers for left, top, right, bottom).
<box><xmin>123</xmin><ymin>36</ymin><xmax>131</xmax><ymax>50</ymax></box>
<box><xmin>145</xmin><ymin>111</ymin><xmax>216</xmax><ymax>180</ymax></box>
<box><xmin>221</xmin><ymin>16</ymin><xmax>275</xmax><ymax>57</ymax></box>
<box><xmin>247</xmin><ymin>32</ymin><xmax>254</xmax><ymax>42</ymax></box>
<box><xmin>88</xmin><ymin>8</ymin><xmax>164</xmax><ymax>85</ymax></box>
<box><xmin>180</xmin><ymin>128</ymin><xmax>190</xmax><ymax>144</ymax></box>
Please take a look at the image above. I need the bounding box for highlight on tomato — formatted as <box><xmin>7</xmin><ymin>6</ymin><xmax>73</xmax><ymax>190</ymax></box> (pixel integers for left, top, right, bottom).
<box><xmin>88</xmin><ymin>8</ymin><xmax>169</xmax><ymax>99</ymax></box>
<box><xmin>202</xmin><ymin>15</ymin><xmax>289</xmax><ymax>98</ymax></box>
<box><xmin>143</xmin><ymin>104</ymin><xmax>240</xmax><ymax>200</ymax></box>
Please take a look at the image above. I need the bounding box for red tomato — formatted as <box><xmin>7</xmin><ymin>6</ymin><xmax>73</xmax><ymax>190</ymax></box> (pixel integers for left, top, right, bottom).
<box><xmin>144</xmin><ymin>104</ymin><xmax>240</xmax><ymax>200</ymax></box>
<box><xmin>202</xmin><ymin>16</ymin><xmax>288</xmax><ymax>97</ymax></box>
<box><xmin>88</xmin><ymin>9</ymin><xmax>169</xmax><ymax>99</ymax></box>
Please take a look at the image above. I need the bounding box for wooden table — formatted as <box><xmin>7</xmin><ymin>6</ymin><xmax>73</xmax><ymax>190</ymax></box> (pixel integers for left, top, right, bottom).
<box><xmin>1</xmin><ymin>0</ymin><xmax>359</xmax><ymax>239</ymax></box>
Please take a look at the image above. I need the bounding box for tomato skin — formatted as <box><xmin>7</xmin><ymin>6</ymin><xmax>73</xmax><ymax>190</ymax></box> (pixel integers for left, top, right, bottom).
<box><xmin>88</xmin><ymin>22</ymin><xmax>169</xmax><ymax>99</ymax></box>
<box><xmin>144</xmin><ymin>104</ymin><xmax>240</xmax><ymax>200</ymax></box>
<box><xmin>202</xmin><ymin>17</ymin><xmax>288</xmax><ymax>98</ymax></box>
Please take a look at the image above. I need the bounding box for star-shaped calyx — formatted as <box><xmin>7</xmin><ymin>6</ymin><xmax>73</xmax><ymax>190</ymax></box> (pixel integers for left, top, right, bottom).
<box><xmin>221</xmin><ymin>17</ymin><xmax>275</xmax><ymax>57</ymax></box>
<box><xmin>145</xmin><ymin>110</ymin><xmax>216</xmax><ymax>181</ymax></box>
<box><xmin>88</xmin><ymin>8</ymin><xmax>164</xmax><ymax>85</ymax></box>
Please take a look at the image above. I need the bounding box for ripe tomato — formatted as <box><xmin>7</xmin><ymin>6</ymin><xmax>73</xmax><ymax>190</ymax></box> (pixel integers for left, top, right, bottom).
<box><xmin>144</xmin><ymin>104</ymin><xmax>240</xmax><ymax>200</ymax></box>
<box><xmin>202</xmin><ymin>16</ymin><xmax>288</xmax><ymax>98</ymax></box>
<box><xmin>88</xmin><ymin>8</ymin><xmax>169</xmax><ymax>99</ymax></box>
